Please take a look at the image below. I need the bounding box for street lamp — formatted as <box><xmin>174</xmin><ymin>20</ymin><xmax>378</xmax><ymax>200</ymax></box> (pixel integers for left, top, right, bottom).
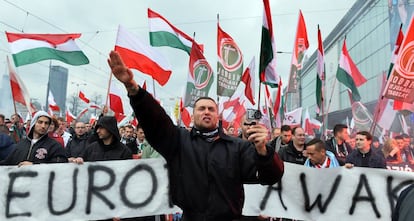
<box><xmin>71</xmin><ymin>81</ymin><xmax>87</xmax><ymax>115</ymax></box>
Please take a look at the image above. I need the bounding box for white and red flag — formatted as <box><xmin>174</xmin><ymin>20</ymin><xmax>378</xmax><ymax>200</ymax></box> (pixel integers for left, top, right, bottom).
<box><xmin>79</xmin><ymin>91</ymin><xmax>90</xmax><ymax>104</ymax></box>
<box><xmin>48</xmin><ymin>90</ymin><xmax>60</xmax><ymax>112</ymax></box>
<box><xmin>303</xmin><ymin>108</ymin><xmax>321</xmax><ymax>136</ymax></box>
<box><xmin>65</xmin><ymin>109</ymin><xmax>76</xmax><ymax>125</ymax></box>
<box><xmin>179</xmin><ymin>97</ymin><xmax>191</xmax><ymax>128</ymax></box>
<box><xmin>115</xmin><ymin>25</ymin><xmax>172</xmax><ymax>86</ymax></box>
<box><xmin>7</xmin><ymin>57</ymin><xmax>35</xmax><ymax>114</ymax></box>
<box><xmin>109</xmin><ymin>81</ymin><xmax>124</xmax><ymax>115</ymax></box>
<box><xmin>241</xmin><ymin>57</ymin><xmax>256</xmax><ymax>105</ymax></box>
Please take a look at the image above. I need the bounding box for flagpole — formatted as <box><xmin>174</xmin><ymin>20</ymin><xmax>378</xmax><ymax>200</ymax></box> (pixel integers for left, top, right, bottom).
<box><xmin>6</xmin><ymin>58</ymin><xmax>18</xmax><ymax>114</ymax></box>
<box><xmin>105</xmin><ymin>72</ymin><xmax>113</xmax><ymax>114</ymax></box>
<box><xmin>152</xmin><ymin>77</ymin><xmax>156</xmax><ymax>98</ymax></box>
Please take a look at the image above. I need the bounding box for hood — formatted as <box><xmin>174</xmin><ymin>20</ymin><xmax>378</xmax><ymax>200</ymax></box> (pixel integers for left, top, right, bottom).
<box><xmin>95</xmin><ymin>116</ymin><xmax>120</xmax><ymax>141</ymax></box>
<box><xmin>28</xmin><ymin>111</ymin><xmax>52</xmax><ymax>139</ymax></box>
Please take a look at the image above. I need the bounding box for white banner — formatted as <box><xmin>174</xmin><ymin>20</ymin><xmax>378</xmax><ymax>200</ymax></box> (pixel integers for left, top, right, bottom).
<box><xmin>244</xmin><ymin>163</ymin><xmax>414</xmax><ymax>221</ymax></box>
<box><xmin>1</xmin><ymin>159</ymin><xmax>414</xmax><ymax>220</ymax></box>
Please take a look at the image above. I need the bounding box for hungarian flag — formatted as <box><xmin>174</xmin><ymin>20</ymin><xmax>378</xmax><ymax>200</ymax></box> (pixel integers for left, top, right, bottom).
<box><xmin>109</xmin><ymin>81</ymin><xmax>124</xmax><ymax>115</ymax></box>
<box><xmin>316</xmin><ymin>25</ymin><xmax>325</xmax><ymax>114</ymax></box>
<box><xmin>79</xmin><ymin>91</ymin><xmax>90</xmax><ymax>104</ymax></box>
<box><xmin>48</xmin><ymin>90</ymin><xmax>60</xmax><ymax>111</ymax></box>
<box><xmin>115</xmin><ymin>25</ymin><xmax>172</xmax><ymax>86</ymax></box>
<box><xmin>66</xmin><ymin>109</ymin><xmax>76</xmax><ymax>124</ymax></box>
<box><xmin>217</xmin><ymin>22</ymin><xmax>244</xmax><ymax>97</ymax></box>
<box><xmin>259</xmin><ymin>0</ymin><xmax>279</xmax><ymax>88</ymax></box>
<box><xmin>287</xmin><ymin>10</ymin><xmax>309</xmax><ymax>93</ymax></box>
<box><xmin>148</xmin><ymin>8</ymin><xmax>202</xmax><ymax>54</ymax></box>
<box><xmin>241</xmin><ymin>57</ymin><xmax>256</xmax><ymax>105</ymax></box>
<box><xmin>6</xmin><ymin>32</ymin><xmax>89</xmax><ymax>67</ymax></box>
<box><xmin>303</xmin><ymin>108</ymin><xmax>321</xmax><ymax>136</ymax></box>
<box><xmin>336</xmin><ymin>39</ymin><xmax>366</xmax><ymax>102</ymax></box>
<box><xmin>273</xmin><ymin>79</ymin><xmax>283</xmax><ymax>127</ymax></box>
<box><xmin>7</xmin><ymin>57</ymin><xmax>35</xmax><ymax>114</ymax></box>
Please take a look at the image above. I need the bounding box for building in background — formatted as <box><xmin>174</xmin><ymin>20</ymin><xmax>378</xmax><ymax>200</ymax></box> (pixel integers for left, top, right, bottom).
<box><xmin>295</xmin><ymin>0</ymin><xmax>414</xmax><ymax>134</ymax></box>
<box><xmin>46</xmin><ymin>65</ymin><xmax>68</xmax><ymax>115</ymax></box>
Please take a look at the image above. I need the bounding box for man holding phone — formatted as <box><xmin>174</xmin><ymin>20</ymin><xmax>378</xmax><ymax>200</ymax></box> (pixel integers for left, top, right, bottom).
<box><xmin>107</xmin><ymin>50</ymin><xmax>284</xmax><ymax>221</ymax></box>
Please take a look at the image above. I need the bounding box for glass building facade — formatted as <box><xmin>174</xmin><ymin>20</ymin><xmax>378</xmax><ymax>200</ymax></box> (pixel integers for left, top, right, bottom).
<box><xmin>298</xmin><ymin>0</ymin><xmax>396</xmax><ymax>129</ymax></box>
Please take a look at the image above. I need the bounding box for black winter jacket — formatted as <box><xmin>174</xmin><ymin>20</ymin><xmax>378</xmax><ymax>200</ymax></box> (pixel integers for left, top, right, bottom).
<box><xmin>277</xmin><ymin>141</ymin><xmax>307</xmax><ymax>165</ymax></box>
<box><xmin>81</xmin><ymin>139</ymin><xmax>132</xmax><ymax>161</ymax></box>
<box><xmin>66</xmin><ymin>134</ymin><xmax>89</xmax><ymax>157</ymax></box>
<box><xmin>345</xmin><ymin>148</ymin><xmax>386</xmax><ymax>168</ymax></box>
<box><xmin>1</xmin><ymin>132</ymin><xmax>67</xmax><ymax>165</ymax></box>
<box><xmin>129</xmin><ymin>88</ymin><xmax>284</xmax><ymax>221</ymax></box>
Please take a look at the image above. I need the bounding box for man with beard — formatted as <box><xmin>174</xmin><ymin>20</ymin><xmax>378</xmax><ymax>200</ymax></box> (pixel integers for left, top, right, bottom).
<box><xmin>1</xmin><ymin>111</ymin><xmax>67</xmax><ymax>166</ymax></box>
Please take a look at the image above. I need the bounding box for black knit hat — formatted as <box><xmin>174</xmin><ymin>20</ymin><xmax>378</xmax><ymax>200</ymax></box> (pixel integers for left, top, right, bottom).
<box><xmin>95</xmin><ymin>116</ymin><xmax>120</xmax><ymax>141</ymax></box>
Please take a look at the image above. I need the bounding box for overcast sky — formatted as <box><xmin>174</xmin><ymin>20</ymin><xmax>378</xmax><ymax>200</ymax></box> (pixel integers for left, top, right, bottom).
<box><xmin>0</xmin><ymin>0</ymin><xmax>356</xmax><ymax>115</ymax></box>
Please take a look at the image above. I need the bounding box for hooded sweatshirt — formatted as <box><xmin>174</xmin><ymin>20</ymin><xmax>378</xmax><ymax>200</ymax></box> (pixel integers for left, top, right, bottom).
<box><xmin>0</xmin><ymin>111</ymin><xmax>68</xmax><ymax>165</ymax></box>
<box><xmin>81</xmin><ymin>116</ymin><xmax>131</xmax><ymax>161</ymax></box>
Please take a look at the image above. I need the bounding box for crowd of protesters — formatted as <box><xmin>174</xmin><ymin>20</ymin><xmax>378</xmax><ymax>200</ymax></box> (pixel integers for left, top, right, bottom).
<box><xmin>1</xmin><ymin>108</ymin><xmax>413</xmax><ymax>221</ymax></box>
<box><xmin>0</xmin><ymin>51</ymin><xmax>412</xmax><ymax>220</ymax></box>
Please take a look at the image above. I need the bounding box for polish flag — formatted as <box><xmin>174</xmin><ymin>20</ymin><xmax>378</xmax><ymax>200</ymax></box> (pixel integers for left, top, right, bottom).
<box><xmin>79</xmin><ymin>91</ymin><xmax>90</xmax><ymax>103</ymax></box>
<box><xmin>48</xmin><ymin>90</ymin><xmax>60</xmax><ymax>111</ymax></box>
<box><xmin>7</xmin><ymin>57</ymin><xmax>35</xmax><ymax>114</ymax></box>
<box><xmin>303</xmin><ymin>108</ymin><xmax>321</xmax><ymax>136</ymax></box>
<box><xmin>109</xmin><ymin>81</ymin><xmax>124</xmax><ymax>115</ymax></box>
<box><xmin>89</xmin><ymin>103</ymin><xmax>101</xmax><ymax>109</ymax></box>
<box><xmin>115</xmin><ymin>25</ymin><xmax>172</xmax><ymax>86</ymax></box>
<box><xmin>179</xmin><ymin>97</ymin><xmax>191</xmax><ymax>128</ymax></box>
<box><xmin>66</xmin><ymin>109</ymin><xmax>76</xmax><ymax>125</ymax></box>
<box><xmin>241</xmin><ymin>56</ymin><xmax>256</xmax><ymax>105</ymax></box>
<box><xmin>77</xmin><ymin>108</ymin><xmax>89</xmax><ymax>119</ymax></box>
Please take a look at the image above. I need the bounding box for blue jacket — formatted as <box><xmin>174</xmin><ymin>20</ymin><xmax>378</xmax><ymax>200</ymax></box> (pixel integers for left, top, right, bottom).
<box><xmin>0</xmin><ymin>133</ymin><xmax>15</xmax><ymax>160</ymax></box>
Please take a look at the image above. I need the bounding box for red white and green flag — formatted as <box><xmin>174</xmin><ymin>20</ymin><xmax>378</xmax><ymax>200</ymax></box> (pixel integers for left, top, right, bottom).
<box><xmin>217</xmin><ymin>22</ymin><xmax>243</xmax><ymax>97</ymax></box>
<box><xmin>316</xmin><ymin>25</ymin><xmax>325</xmax><ymax>114</ymax></box>
<box><xmin>6</xmin><ymin>32</ymin><xmax>89</xmax><ymax>67</ymax></box>
<box><xmin>148</xmin><ymin>8</ymin><xmax>202</xmax><ymax>54</ymax></box>
<box><xmin>336</xmin><ymin>39</ymin><xmax>366</xmax><ymax>102</ymax></box>
<box><xmin>183</xmin><ymin>42</ymin><xmax>214</xmax><ymax>107</ymax></box>
<box><xmin>287</xmin><ymin>10</ymin><xmax>309</xmax><ymax>93</ymax></box>
<box><xmin>273</xmin><ymin>78</ymin><xmax>282</xmax><ymax>127</ymax></box>
<box><xmin>259</xmin><ymin>0</ymin><xmax>279</xmax><ymax>88</ymax></box>
<box><xmin>384</xmin><ymin>16</ymin><xmax>414</xmax><ymax>103</ymax></box>
<box><xmin>115</xmin><ymin>25</ymin><xmax>172</xmax><ymax>86</ymax></box>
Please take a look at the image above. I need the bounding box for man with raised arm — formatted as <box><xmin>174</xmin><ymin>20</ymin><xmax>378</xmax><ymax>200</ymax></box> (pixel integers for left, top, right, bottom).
<box><xmin>107</xmin><ymin>51</ymin><xmax>284</xmax><ymax>221</ymax></box>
